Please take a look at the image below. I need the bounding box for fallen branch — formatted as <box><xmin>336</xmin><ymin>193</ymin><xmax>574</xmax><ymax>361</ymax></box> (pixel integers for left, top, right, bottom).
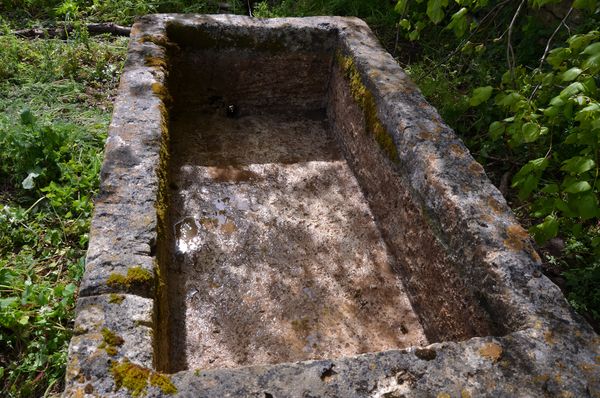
<box><xmin>7</xmin><ymin>22</ymin><xmax>131</xmax><ymax>39</ymax></box>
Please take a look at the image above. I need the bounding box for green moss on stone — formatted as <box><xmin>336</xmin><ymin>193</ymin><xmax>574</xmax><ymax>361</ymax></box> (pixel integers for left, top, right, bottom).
<box><xmin>111</xmin><ymin>360</ymin><xmax>150</xmax><ymax>397</ymax></box>
<box><xmin>100</xmin><ymin>327</ymin><xmax>124</xmax><ymax>356</ymax></box>
<box><xmin>150</xmin><ymin>372</ymin><xmax>177</xmax><ymax>395</ymax></box>
<box><xmin>111</xmin><ymin>359</ymin><xmax>177</xmax><ymax>396</ymax></box>
<box><xmin>107</xmin><ymin>266</ymin><xmax>153</xmax><ymax>288</ymax></box>
<box><xmin>139</xmin><ymin>34</ymin><xmax>169</xmax><ymax>47</ymax></box>
<box><xmin>145</xmin><ymin>56</ymin><xmax>167</xmax><ymax>70</ymax></box>
<box><xmin>109</xmin><ymin>293</ymin><xmax>125</xmax><ymax>304</ymax></box>
<box><xmin>336</xmin><ymin>51</ymin><xmax>399</xmax><ymax>163</ymax></box>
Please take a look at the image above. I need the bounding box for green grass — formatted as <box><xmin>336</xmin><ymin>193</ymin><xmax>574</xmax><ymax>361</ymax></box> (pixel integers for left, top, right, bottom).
<box><xmin>0</xmin><ymin>29</ymin><xmax>127</xmax><ymax>397</ymax></box>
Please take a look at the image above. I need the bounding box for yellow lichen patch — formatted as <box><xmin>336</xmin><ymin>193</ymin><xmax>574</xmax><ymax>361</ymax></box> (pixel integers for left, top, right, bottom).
<box><xmin>532</xmin><ymin>374</ymin><xmax>550</xmax><ymax>384</ymax></box>
<box><xmin>579</xmin><ymin>362</ymin><xmax>598</xmax><ymax>372</ymax></box>
<box><xmin>151</xmin><ymin>82</ymin><xmax>173</xmax><ymax>104</ymax></box>
<box><xmin>150</xmin><ymin>372</ymin><xmax>177</xmax><ymax>395</ymax></box>
<box><xmin>111</xmin><ymin>359</ymin><xmax>177</xmax><ymax>397</ymax></box>
<box><xmin>418</xmin><ymin>131</ymin><xmax>434</xmax><ymax>141</ymax></box>
<box><xmin>72</xmin><ymin>387</ymin><xmax>85</xmax><ymax>398</ymax></box>
<box><xmin>450</xmin><ymin>144</ymin><xmax>466</xmax><ymax>157</ymax></box>
<box><xmin>461</xmin><ymin>389</ymin><xmax>472</xmax><ymax>398</ymax></box>
<box><xmin>468</xmin><ymin>162</ymin><xmax>484</xmax><ymax>175</ymax></box>
<box><xmin>145</xmin><ymin>56</ymin><xmax>167</xmax><ymax>70</ymax></box>
<box><xmin>109</xmin><ymin>293</ymin><xmax>125</xmax><ymax>305</ymax></box>
<box><xmin>139</xmin><ymin>34</ymin><xmax>169</xmax><ymax>47</ymax></box>
<box><xmin>544</xmin><ymin>330</ymin><xmax>556</xmax><ymax>345</ymax></box>
<box><xmin>504</xmin><ymin>224</ymin><xmax>529</xmax><ymax>251</ymax></box>
<box><xmin>99</xmin><ymin>328</ymin><xmax>124</xmax><ymax>356</ymax></box>
<box><xmin>479</xmin><ymin>342</ymin><xmax>503</xmax><ymax>361</ymax></box>
<box><xmin>107</xmin><ymin>266</ymin><xmax>153</xmax><ymax>288</ymax></box>
<box><xmin>221</xmin><ymin>220</ymin><xmax>237</xmax><ymax>234</ymax></box>
<box><xmin>336</xmin><ymin>51</ymin><xmax>399</xmax><ymax>163</ymax></box>
<box><xmin>437</xmin><ymin>393</ymin><xmax>451</xmax><ymax>398</ymax></box>
<box><xmin>487</xmin><ymin>196</ymin><xmax>504</xmax><ymax>215</ymax></box>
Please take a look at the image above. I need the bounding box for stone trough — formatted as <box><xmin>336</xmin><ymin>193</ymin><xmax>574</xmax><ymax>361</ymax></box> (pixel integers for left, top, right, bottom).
<box><xmin>65</xmin><ymin>14</ymin><xmax>599</xmax><ymax>397</ymax></box>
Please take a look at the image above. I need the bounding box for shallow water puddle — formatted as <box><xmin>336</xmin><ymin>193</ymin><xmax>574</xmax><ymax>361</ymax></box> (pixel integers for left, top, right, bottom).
<box><xmin>166</xmin><ymin>112</ymin><xmax>427</xmax><ymax>371</ymax></box>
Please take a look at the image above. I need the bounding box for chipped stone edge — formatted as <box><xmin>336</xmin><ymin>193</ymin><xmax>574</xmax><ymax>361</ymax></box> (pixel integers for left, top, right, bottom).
<box><xmin>65</xmin><ymin>14</ymin><xmax>599</xmax><ymax>398</ymax></box>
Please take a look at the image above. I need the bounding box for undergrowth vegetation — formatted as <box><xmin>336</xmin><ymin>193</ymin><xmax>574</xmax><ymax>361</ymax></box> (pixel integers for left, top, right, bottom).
<box><xmin>0</xmin><ymin>0</ymin><xmax>598</xmax><ymax>396</ymax></box>
<box><xmin>0</xmin><ymin>24</ymin><xmax>127</xmax><ymax>396</ymax></box>
<box><xmin>254</xmin><ymin>0</ymin><xmax>600</xmax><ymax>323</ymax></box>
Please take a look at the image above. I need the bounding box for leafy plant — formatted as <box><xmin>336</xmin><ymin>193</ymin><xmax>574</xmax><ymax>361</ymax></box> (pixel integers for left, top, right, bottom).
<box><xmin>0</xmin><ymin>29</ymin><xmax>123</xmax><ymax>397</ymax></box>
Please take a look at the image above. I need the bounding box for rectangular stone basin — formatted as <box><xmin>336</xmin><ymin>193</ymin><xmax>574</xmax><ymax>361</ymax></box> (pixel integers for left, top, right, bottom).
<box><xmin>66</xmin><ymin>14</ymin><xmax>599</xmax><ymax>398</ymax></box>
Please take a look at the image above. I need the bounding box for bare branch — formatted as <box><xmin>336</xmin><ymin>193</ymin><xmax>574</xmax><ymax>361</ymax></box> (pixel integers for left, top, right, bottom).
<box><xmin>416</xmin><ymin>0</ymin><xmax>511</xmax><ymax>82</ymax></box>
<box><xmin>528</xmin><ymin>6</ymin><xmax>574</xmax><ymax>101</ymax></box>
<box><xmin>6</xmin><ymin>22</ymin><xmax>131</xmax><ymax>39</ymax></box>
<box><xmin>506</xmin><ymin>0</ymin><xmax>526</xmax><ymax>88</ymax></box>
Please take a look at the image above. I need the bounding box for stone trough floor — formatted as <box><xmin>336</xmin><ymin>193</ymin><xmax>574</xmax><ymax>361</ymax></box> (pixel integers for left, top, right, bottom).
<box><xmin>166</xmin><ymin>111</ymin><xmax>427</xmax><ymax>372</ymax></box>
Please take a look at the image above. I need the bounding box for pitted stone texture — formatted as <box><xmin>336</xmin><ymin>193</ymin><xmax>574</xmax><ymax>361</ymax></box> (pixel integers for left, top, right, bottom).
<box><xmin>65</xmin><ymin>294</ymin><xmax>154</xmax><ymax>397</ymax></box>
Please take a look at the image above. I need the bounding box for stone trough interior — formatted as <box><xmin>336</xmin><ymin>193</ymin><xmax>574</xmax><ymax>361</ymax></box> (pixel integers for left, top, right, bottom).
<box><xmin>155</xmin><ymin>22</ymin><xmax>517</xmax><ymax>373</ymax></box>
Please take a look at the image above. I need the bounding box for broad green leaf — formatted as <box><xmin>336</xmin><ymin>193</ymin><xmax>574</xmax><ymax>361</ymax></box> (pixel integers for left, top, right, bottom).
<box><xmin>544</xmin><ymin>106</ymin><xmax>559</xmax><ymax>117</ymax></box>
<box><xmin>409</xmin><ymin>30</ymin><xmax>420</xmax><ymax>41</ymax></box>
<box><xmin>427</xmin><ymin>0</ymin><xmax>448</xmax><ymax>24</ymax></box>
<box><xmin>582</xmin><ymin>77</ymin><xmax>597</xmax><ymax>95</ymax></box>
<box><xmin>20</xmin><ymin>109</ymin><xmax>35</xmax><ymax>125</ymax></box>
<box><xmin>530</xmin><ymin>215</ymin><xmax>559</xmax><ymax>244</ymax></box>
<box><xmin>584</xmin><ymin>53</ymin><xmax>600</xmax><ymax>70</ymax></box>
<box><xmin>573</xmin><ymin>0</ymin><xmax>596</xmax><ymax>10</ymax></box>
<box><xmin>568</xmin><ymin>34</ymin><xmax>591</xmax><ymax>51</ymax></box>
<box><xmin>561</xmin><ymin>157</ymin><xmax>595</xmax><ymax>174</ymax></box>
<box><xmin>489</xmin><ymin>121</ymin><xmax>504</xmax><ymax>139</ymax></box>
<box><xmin>561</xmin><ymin>67</ymin><xmax>582</xmax><ymax>82</ymax></box>
<box><xmin>541</xmin><ymin>183</ymin><xmax>559</xmax><ymax>193</ymax></box>
<box><xmin>530</xmin><ymin>157</ymin><xmax>549</xmax><ymax>170</ymax></box>
<box><xmin>399</xmin><ymin>19</ymin><xmax>410</xmax><ymax>29</ymax></box>
<box><xmin>518</xmin><ymin>174</ymin><xmax>538</xmax><ymax>199</ymax></box>
<box><xmin>18</xmin><ymin>315</ymin><xmax>30</xmax><ymax>326</ymax></box>
<box><xmin>497</xmin><ymin>92</ymin><xmax>522</xmax><ymax>107</ymax></box>
<box><xmin>0</xmin><ymin>297</ymin><xmax>18</xmax><ymax>309</ymax></box>
<box><xmin>546</xmin><ymin>47</ymin><xmax>571</xmax><ymax>67</ymax></box>
<box><xmin>582</xmin><ymin>41</ymin><xmax>600</xmax><ymax>55</ymax></box>
<box><xmin>63</xmin><ymin>283</ymin><xmax>76</xmax><ymax>298</ymax></box>
<box><xmin>574</xmin><ymin>192</ymin><xmax>600</xmax><ymax>219</ymax></box>
<box><xmin>522</xmin><ymin>122</ymin><xmax>541</xmax><ymax>142</ymax></box>
<box><xmin>573</xmin><ymin>0</ymin><xmax>598</xmax><ymax>9</ymax></box>
<box><xmin>576</xmin><ymin>103</ymin><xmax>600</xmax><ymax>121</ymax></box>
<box><xmin>447</xmin><ymin>7</ymin><xmax>468</xmax><ymax>37</ymax></box>
<box><xmin>394</xmin><ymin>0</ymin><xmax>408</xmax><ymax>14</ymax></box>
<box><xmin>469</xmin><ymin>86</ymin><xmax>493</xmax><ymax>106</ymax></box>
<box><xmin>564</xmin><ymin>180</ymin><xmax>592</xmax><ymax>193</ymax></box>
<box><xmin>560</xmin><ymin>82</ymin><xmax>584</xmax><ymax>98</ymax></box>
<box><xmin>549</xmin><ymin>96</ymin><xmax>565</xmax><ymax>106</ymax></box>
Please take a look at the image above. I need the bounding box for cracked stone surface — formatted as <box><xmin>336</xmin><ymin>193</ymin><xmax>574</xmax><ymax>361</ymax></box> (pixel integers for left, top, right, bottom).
<box><xmin>64</xmin><ymin>14</ymin><xmax>599</xmax><ymax>398</ymax></box>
